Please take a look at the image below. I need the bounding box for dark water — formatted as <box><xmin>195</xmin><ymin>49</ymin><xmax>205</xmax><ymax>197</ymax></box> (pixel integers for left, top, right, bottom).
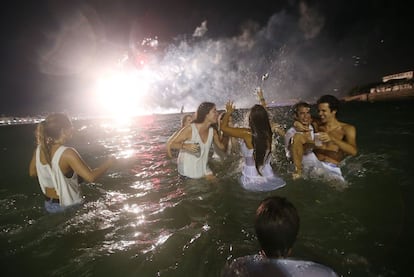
<box><xmin>1</xmin><ymin>101</ymin><xmax>413</xmax><ymax>276</ymax></box>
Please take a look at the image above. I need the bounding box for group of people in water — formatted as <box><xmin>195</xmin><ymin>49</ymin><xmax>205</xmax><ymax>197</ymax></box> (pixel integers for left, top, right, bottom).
<box><xmin>28</xmin><ymin>89</ymin><xmax>356</xmax><ymax>276</ymax></box>
<box><xmin>28</xmin><ymin>90</ymin><xmax>358</xmax><ymax>210</ymax></box>
<box><xmin>167</xmin><ymin>91</ymin><xmax>357</xmax><ymax>187</ymax></box>
<box><xmin>163</xmin><ymin>91</ymin><xmax>356</xmax><ymax>275</ymax></box>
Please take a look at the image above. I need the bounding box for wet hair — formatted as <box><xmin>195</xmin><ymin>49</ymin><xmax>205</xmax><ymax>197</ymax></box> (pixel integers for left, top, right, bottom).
<box><xmin>248</xmin><ymin>105</ymin><xmax>272</xmax><ymax>175</ymax></box>
<box><xmin>317</xmin><ymin>94</ymin><xmax>340</xmax><ymax>112</ymax></box>
<box><xmin>193</xmin><ymin>102</ymin><xmax>216</xmax><ymax>123</ymax></box>
<box><xmin>36</xmin><ymin>113</ymin><xmax>72</xmax><ymax>165</ymax></box>
<box><xmin>292</xmin><ymin>102</ymin><xmax>311</xmax><ymax>116</ymax></box>
<box><xmin>218</xmin><ymin>112</ymin><xmax>225</xmax><ymax>121</ymax></box>
<box><xmin>181</xmin><ymin>114</ymin><xmax>193</xmax><ymax>127</ymax></box>
<box><xmin>254</xmin><ymin>196</ymin><xmax>300</xmax><ymax>258</ymax></box>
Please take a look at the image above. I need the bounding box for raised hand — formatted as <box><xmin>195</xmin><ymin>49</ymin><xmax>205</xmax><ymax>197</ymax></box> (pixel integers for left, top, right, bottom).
<box><xmin>226</xmin><ymin>101</ymin><xmax>235</xmax><ymax>113</ymax></box>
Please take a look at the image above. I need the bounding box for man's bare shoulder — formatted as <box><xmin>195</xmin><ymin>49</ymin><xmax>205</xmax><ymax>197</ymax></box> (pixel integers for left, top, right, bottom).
<box><xmin>340</xmin><ymin>122</ymin><xmax>356</xmax><ymax>131</ymax></box>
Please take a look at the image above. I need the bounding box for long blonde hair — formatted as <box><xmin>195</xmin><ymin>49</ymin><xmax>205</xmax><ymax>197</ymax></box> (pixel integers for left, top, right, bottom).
<box><xmin>36</xmin><ymin>113</ymin><xmax>72</xmax><ymax>165</ymax></box>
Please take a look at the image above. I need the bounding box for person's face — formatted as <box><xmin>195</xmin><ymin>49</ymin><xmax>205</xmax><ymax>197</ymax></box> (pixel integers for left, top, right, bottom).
<box><xmin>318</xmin><ymin>103</ymin><xmax>336</xmax><ymax>123</ymax></box>
<box><xmin>184</xmin><ymin>116</ymin><xmax>193</xmax><ymax>126</ymax></box>
<box><xmin>295</xmin><ymin>106</ymin><xmax>311</xmax><ymax>125</ymax></box>
<box><xmin>206</xmin><ymin>106</ymin><xmax>219</xmax><ymax>124</ymax></box>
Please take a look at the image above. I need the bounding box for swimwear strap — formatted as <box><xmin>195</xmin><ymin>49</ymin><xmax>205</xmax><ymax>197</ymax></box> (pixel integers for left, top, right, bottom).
<box><xmin>44</xmin><ymin>196</ymin><xmax>60</xmax><ymax>203</ymax></box>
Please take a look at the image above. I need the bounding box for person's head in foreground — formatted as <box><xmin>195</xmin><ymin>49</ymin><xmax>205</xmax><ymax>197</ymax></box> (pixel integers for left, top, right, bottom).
<box><xmin>222</xmin><ymin>196</ymin><xmax>338</xmax><ymax>277</ymax></box>
<box><xmin>254</xmin><ymin>196</ymin><xmax>300</xmax><ymax>258</ymax></box>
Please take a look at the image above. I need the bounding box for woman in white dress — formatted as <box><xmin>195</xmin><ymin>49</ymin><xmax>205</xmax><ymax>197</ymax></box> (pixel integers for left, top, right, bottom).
<box><xmin>169</xmin><ymin>102</ymin><xmax>227</xmax><ymax>180</ymax></box>
<box><xmin>221</xmin><ymin>101</ymin><xmax>285</xmax><ymax>191</ymax></box>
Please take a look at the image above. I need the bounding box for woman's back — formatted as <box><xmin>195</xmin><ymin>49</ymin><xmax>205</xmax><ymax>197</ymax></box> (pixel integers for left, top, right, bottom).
<box><xmin>239</xmin><ymin>140</ymin><xmax>286</xmax><ymax>191</ymax></box>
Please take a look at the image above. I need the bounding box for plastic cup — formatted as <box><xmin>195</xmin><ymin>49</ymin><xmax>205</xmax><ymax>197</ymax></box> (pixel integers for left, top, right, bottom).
<box><xmin>314</xmin><ymin>133</ymin><xmax>322</xmax><ymax>146</ymax></box>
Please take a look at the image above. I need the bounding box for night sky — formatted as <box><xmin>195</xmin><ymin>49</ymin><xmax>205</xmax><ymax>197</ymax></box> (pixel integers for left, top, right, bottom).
<box><xmin>1</xmin><ymin>0</ymin><xmax>413</xmax><ymax>116</ymax></box>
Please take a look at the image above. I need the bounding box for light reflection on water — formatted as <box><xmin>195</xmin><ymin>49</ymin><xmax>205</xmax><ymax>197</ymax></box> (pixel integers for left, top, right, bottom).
<box><xmin>1</xmin><ymin>102</ymin><xmax>413</xmax><ymax>276</ymax></box>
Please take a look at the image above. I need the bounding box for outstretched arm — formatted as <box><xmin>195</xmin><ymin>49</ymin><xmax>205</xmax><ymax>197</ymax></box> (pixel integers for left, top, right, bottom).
<box><xmin>221</xmin><ymin>101</ymin><xmax>251</xmax><ymax>142</ymax></box>
<box><xmin>63</xmin><ymin>148</ymin><xmax>115</xmax><ymax>183</ymax></box>
<box><xmin>257</xmin><ymin>89</ymin><xmax>286</xmax><ymax>136</ymax></box>
<box><xmin>256</xmin><ymin>88</ymin><xmax>267</xmax><ymax>107</ymax></box>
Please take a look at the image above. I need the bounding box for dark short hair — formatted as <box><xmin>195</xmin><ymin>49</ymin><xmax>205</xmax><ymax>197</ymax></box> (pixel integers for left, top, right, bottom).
<box><xmin>317</xmin><ymin>95</ymin><xmax>340</xmax><ymax>112</ymax></box>
<box><xmin>254</xmin><ymin>196</ymin><xmax>299</xmax><ymax>258</ymax></box>
<box><xmin>292</xmin><ymin>101</ymin><xmax>311</xmax><ymax>116</ymax></box>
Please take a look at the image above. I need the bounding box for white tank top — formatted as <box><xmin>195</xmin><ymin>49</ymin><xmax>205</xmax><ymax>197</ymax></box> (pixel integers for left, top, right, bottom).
<box><xmin>35</xmin><ymin>146</ymin><xmax>54</xmax><ymax>194</ymax></box>
<box><xmin>177</xmin><ymin>124</ymin><xmax>213</xmax><ymax>178</ymax></box>
<box><xmin>35</xmin><ymin>146</ymin><xmax>83</xmax><ymax>207</ymax></box>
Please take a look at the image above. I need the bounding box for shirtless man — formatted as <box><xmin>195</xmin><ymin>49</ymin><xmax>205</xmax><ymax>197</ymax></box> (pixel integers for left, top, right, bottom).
<box><xmin>289</xmin><ymin>95</ymin><xmax>357</xmax><ymax>182</ymax></box>
<box><xmin>313</xmin><ymin>94</ymin><xmax>357</xmax><ymax>164</ymax></box>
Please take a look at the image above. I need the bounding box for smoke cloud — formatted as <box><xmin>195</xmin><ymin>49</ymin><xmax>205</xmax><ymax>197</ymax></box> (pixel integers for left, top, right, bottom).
<box><xmin>34</xmin><ymin>0</ymin><xmax>396</xmax><ymax>115</ymax></box>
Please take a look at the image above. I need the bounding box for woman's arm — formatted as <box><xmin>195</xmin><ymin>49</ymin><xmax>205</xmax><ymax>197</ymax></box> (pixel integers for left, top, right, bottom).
<box><xmin>62</xmin><ymin>148</ymin><xmax>115</xmax><ymax>183</ymax></box>
<box><xmin>166</xmin><ymin>130</ymin><xmax>180</xmax><ymax>158</ymax></box>
<box><xmin>168</xmin><ymin>125</ymin><xmax>199</xmax><ymax>154</ymax></box>
<box><xmin>221</xmin><ymin>101</ymin><xmax>251</xmax><ymax>141</ymax></box>
<box><xmin>257</xmin><ymin>89</ymin><xmax>286</xmax><ymax>136</ymax></box>
<box><xmin>256</xmin><ymin>88</ymin><xmax>267</xmax><ymax>107</ymax></box>
<box><xmin>29</xmin><ymin>150</ymin><xmax>37</xmax><ymax>177</ymax></box>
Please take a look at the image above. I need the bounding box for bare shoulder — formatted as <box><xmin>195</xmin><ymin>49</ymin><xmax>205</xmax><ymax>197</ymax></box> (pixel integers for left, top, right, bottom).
<box><xmin>340</xmin><ymin>122</ymin><xmax>356</xmax><ymax>132</ymax></box>
<box><xmin>181</xmin><ymin>125</ymin><xmax>192</xmax><ymax>135</ymax></box>
<box><xmin>173</xmin><ymin>125</ymin><xmax>192</xmax><ymax>141</ymax></box>
<box><xmin>62</xmin><ymin>147</ymin><xmax>80</xmax><ymax>159</ymax></box>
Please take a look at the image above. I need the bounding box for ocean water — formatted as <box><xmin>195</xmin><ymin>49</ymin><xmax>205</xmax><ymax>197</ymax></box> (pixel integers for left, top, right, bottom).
<box><xmin>1</xmin><ymin>101</ymin><xmax>413</xmax><ymax>276</ymax></box>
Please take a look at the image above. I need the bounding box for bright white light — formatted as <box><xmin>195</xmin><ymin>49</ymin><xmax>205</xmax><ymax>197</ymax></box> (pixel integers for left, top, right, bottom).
<box><xmin>95</xmin><ymin>68</ymin><xmax>155</xmax><ymax>118</ymax></box>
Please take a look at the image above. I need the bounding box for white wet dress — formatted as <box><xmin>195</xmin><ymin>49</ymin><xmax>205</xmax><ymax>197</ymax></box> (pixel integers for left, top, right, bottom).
<box><xmin>177</xmin><ymin>123</ymin><xmax>213</xmax><ymax>179</ymax></box>
<box><xmin>240</xmin><ymin>141</ymin><xmax>286</xmax><ymax>191</ymax></box>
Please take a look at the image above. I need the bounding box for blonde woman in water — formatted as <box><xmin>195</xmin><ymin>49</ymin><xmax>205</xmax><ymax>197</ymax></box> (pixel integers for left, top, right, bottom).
<box><xmin>29</xmin><ymin>113</ymin><xmax>115</xmax><ymax>213</ymax></box>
